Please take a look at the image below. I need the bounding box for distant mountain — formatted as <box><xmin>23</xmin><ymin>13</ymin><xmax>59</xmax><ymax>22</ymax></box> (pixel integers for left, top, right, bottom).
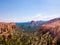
<box><xmin>16</xmin><ymin>20</ymin><xmax>47</xmax><ymax>31</ymax></box>
<box><xmin>39</xmin><ymin>18</ymin><xmax>60</xmax><ymax>39</ymax></box>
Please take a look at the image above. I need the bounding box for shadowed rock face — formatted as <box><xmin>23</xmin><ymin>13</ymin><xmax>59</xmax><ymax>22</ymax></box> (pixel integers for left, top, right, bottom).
<box><xmin>39</xmin><ymin>18</ymin><xmax>60</xmax><ymax>39</ymax></box>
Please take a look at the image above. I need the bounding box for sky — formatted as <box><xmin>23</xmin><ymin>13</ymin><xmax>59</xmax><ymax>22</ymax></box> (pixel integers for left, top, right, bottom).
<box><xmin>0</xmin><ymin>0</ymin><xmax>60</xmax><ymax>22</ymax></box>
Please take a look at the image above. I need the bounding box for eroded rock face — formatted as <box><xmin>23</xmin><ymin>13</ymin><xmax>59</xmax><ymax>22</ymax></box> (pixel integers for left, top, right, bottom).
<box><xmin>39</xmin><ymin>18</ymin><xmax>60</xmax><ymax>38</ymax></box>
<box><xmin>38</xmin><ymin>18</ymin><xmax>60</xmax><ymax>44</ymax></box>
<box><xmin>0</xmin><ymin>22</ymin><xmax>18</xmax><ymax>38</ymax></box>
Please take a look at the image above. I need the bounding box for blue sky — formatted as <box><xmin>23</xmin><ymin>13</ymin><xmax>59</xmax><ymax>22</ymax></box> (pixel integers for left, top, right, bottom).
<box><xmin>0</xmin><ymin>0</ymin><xmax>60</xmax><ymax>22</ymax></box>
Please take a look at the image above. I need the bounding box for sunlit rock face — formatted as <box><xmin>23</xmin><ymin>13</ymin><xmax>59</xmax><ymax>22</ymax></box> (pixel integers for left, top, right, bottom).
<box><xmin>0</xmin><ymin>22</ymin><xmax>18</xmax><ymax>38</ymax></box>
<box><xmin>39</xmin><ymin>18</ymin><xmax>60</xmax><ymax>38</ymax></box>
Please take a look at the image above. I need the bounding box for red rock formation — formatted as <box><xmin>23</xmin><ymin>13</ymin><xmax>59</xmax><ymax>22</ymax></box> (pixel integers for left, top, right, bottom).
<box><xmin>38</xmin><ymin>18</ymin><xmax>60</xmax><ymax>45</ymax></box>
<box><xmin>39</xmin><ymin>18</ymin><xmax>60</xmax><ymax>39</ymax></box>
<box><xmin>0</xmin><ymin>22</ymin><xmax>18</xmax><ymax>38</ymax></box>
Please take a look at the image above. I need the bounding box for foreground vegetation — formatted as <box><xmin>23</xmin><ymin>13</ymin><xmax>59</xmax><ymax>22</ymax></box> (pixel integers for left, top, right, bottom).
<box><xmin>0</xmin><ymin>29</ymin><xmax>58</xmax><ymax>45</ymax></box>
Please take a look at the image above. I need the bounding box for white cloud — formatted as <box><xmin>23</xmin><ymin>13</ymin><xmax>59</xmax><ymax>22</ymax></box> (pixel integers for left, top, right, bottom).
<box><xmin>0</xmin><ymin>13</ymin><xmax>60</xmax><ymax>22</ymax></box>
<box><xmin>30</xmin><ymin>13</ymin><xmax>60</xmax><ymax>21</ymax></box>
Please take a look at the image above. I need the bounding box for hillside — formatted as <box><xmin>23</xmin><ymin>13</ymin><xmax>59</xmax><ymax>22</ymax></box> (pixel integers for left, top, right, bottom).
<box><xmin>39</xmin><ymin>18</ymin><xmax>60</xmax><ymax>42</ymax></box>
<box><xmin>0</xmin><ymin>21</ymin><xmax>59</xmax><ymax>45</ymax></box>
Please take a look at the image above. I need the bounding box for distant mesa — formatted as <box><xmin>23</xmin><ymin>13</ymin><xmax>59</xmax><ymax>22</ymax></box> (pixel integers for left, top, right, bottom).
<box><xmin>30</xmin><ymin>20</ymin><xmax>37</xmax><ymax>26</ymax></box>
<box><xmin>30</xmin><ymin>20</ymin><xmax>46</xmax><ymax>25</ymax></box>
<box><xmin>31</xmin><ymin>20</ymin><xmax>36</xmax><ymax>23</ymax></box>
